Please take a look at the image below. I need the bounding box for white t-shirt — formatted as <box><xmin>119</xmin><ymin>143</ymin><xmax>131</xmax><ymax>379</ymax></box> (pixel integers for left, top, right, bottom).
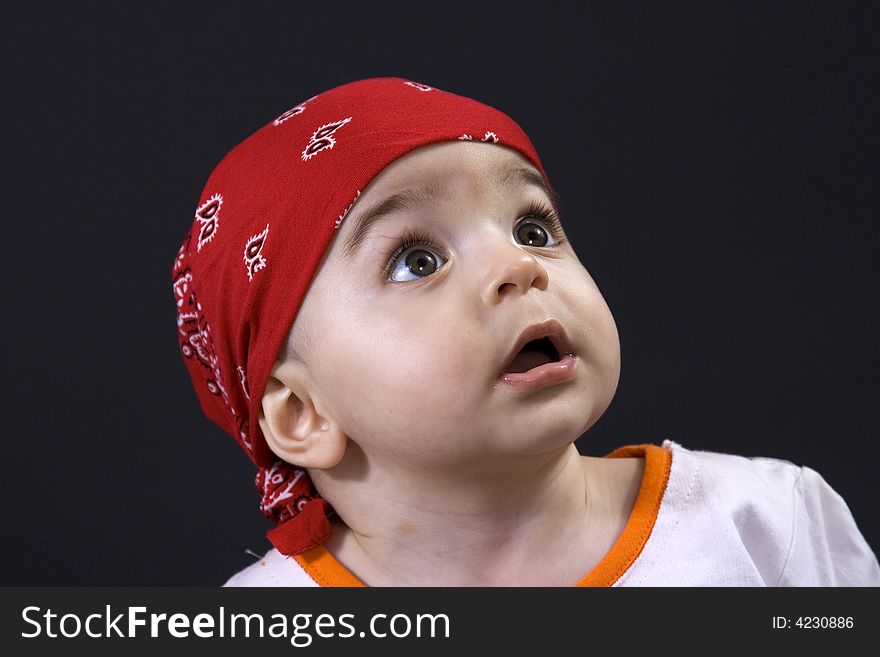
<box><xmin>224</xmin><ymin>440</ymin><xmax>880</xmax><ymax>587</ymax></box>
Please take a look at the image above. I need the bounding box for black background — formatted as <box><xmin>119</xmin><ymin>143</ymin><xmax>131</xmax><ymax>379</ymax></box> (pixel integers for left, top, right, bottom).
<box><xmin>1</xmin><ymin>0</ymin><xmax>877</xmax><ymax>585</ymax></box>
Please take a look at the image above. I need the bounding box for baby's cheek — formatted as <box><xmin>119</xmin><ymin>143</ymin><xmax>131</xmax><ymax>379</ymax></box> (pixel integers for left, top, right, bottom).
<box><xmin>376</xmin><ymin>349</ymin><xmax>474</xmax><ymax>408</ymax></box>
<box><xmin>320</xmin><ymin>314</ymin><xmax>483</xmax><ymax>412</ymax></box>
<box><xmin>374</xmin><ymin>350</ymin><xmax>482</xmax><ymax>419</ymax></box>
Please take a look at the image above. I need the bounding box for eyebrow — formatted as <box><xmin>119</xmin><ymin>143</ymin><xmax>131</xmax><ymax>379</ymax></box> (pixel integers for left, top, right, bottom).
<box><xmin>340</xmin><ymin>165</ymin><xmax>562</xmax><ymax>261</ymax></box>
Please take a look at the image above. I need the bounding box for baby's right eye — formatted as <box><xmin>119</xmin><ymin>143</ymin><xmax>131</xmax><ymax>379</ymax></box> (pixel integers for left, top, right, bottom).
<box><xmin>383</xmin><ymin>230</ymin><xmax>446</xmax><ymax>283</ymax></box>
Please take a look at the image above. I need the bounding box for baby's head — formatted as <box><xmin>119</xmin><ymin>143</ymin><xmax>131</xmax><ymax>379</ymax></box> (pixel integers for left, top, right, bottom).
<box><xmin>171</xmin><ymin>78</ymin><xmax>620</xmax><ymax>556</ymax></box>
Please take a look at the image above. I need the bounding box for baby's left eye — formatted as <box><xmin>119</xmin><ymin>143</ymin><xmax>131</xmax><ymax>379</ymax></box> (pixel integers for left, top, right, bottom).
<box><xmin>514</xmin><ymin>200</ymin><xmax>567</xmax><ymax>249</ymax></box>
<box><xmin>515</xmin><ymin>219</ymin><xmax>557</xmax><ymax>248</ymax></box>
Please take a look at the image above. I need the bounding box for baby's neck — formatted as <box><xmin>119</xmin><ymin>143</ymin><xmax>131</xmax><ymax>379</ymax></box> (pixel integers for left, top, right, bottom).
<box><xmin>318</xmin><ymin>444</ymin><xmax>641</xmax><ymax>586</ymax></box>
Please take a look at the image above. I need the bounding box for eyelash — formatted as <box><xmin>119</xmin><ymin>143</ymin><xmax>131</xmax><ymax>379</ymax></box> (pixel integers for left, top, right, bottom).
<box><xmin>380</xmin><ymin>200</ymin><xmax>568</xmax><ymax>280</ymax></box>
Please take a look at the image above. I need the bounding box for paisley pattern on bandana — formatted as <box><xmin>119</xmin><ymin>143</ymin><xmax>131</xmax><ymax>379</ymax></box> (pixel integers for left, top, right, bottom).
<box><xmin>243</xmin><ymin>224</ymin><xmax>269</xmax><ymax>282</ymax></box>
<box><xmin>195</xmin><ymin>193</ymin><xmax>222</xmax><ymax>252</ymax></box>
<box><xmin>256</xmin><ymin>461</ymin><xmax>309</xmax><ymax>521</ymax></box>
<box><xmin>173</xmin><ymin>228</ymin><xmax>252</xmax><ymax>453</ymax></box>
<box><xmin>301</xmin><ymin>117</ymin><xmax>352</xmax><ymax>161</ymax></box>
<box><xmin>273</xmin><ymin>94</ymin><xmax>319</xmax><ymax>126</ymax></box>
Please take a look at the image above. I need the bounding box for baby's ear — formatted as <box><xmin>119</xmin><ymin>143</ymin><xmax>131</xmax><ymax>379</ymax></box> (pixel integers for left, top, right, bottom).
<box><xmin>258</xmin><ymin>360</ymin><xmax>346</xmax><ymax>469</ymax></box>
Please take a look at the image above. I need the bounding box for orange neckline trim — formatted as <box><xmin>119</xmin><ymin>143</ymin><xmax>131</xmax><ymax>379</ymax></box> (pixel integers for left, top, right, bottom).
<box><xmin>572</xmin><ymin>443</ymin><xmax>672</xmax><ymax>586</ymax></box>
<box><xmin>293</xmin><ymin>443</ymin><xmax>673</xmax><ymax>587</ymax></box>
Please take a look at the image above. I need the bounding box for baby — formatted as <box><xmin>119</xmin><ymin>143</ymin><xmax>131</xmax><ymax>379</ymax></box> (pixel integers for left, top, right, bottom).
<box><xmin>171</xmin><ymin>77</ymin><xmax>880</xmax><ymax>586</ymax></box>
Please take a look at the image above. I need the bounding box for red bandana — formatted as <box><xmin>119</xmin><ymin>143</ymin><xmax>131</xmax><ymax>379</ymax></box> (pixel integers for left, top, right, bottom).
<box><xmin>171</xmin><ymin>77</ymin><xmax>549</xmax><ymax>556</ymax></box>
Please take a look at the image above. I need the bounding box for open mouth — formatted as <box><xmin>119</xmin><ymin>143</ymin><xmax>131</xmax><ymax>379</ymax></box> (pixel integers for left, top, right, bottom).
<box><xmin>503</xmin><ymin>336</ymin><xmax>561</xmax><ymax>374</ymax></box>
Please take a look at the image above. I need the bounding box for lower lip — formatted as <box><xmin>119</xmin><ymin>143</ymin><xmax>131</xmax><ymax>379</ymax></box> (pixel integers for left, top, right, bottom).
<box><xmin>497</xmin><ymin>353</ymin><xmax>578</xmax><ymax>390</ymax></box>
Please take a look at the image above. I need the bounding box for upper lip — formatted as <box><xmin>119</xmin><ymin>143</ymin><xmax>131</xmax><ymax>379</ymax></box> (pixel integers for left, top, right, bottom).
<box><xmin>499</xmin><ymin>319</ymin><xmax>574</xmax><ymax>375</ymax></box>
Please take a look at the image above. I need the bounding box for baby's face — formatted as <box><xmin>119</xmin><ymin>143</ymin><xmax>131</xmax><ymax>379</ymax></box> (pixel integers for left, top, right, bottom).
<box><xmin>285</xmin><ymin>141</ymin><xmax>620</xmax><ymax>470</ymax></box>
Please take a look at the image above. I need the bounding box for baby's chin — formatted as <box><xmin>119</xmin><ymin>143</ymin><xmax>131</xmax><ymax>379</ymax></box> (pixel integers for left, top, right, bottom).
<box><xmin>494</xmin><ymin>382</ymin><xmax>597</xmax><ymax>424</ymax></box>
<box><xmin>439</xmin><ymin>417</ymin><xmax>587</xmax><ymax>466</ymax></box>
<box><xmin>499</xmin><ymin>426</ymin><xmax>585</xmax><ymax>459</ymax></box>
<box><xmin>496</xmin><ymin>402</ymin><xmax>605</xmax><ymax>456</ymax></box>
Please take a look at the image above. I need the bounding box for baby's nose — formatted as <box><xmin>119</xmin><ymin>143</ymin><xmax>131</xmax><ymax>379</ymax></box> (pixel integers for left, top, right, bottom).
<box><xmin>480</xmin><ymin>246</ymin><xmax>549</xmax><ymax>305</ymax></box>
